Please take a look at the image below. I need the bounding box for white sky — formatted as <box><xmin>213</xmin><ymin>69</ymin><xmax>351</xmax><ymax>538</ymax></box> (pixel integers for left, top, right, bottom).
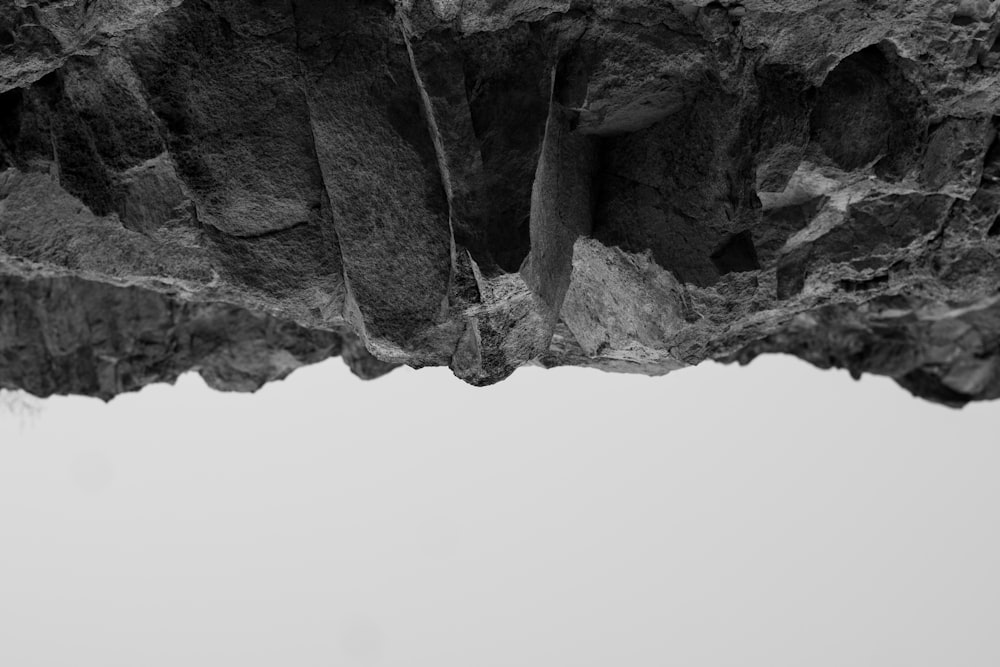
<box><xmin>0</xmin><ymin>355</ymin><xmax>998</xmax><ymax>667</ymax></box>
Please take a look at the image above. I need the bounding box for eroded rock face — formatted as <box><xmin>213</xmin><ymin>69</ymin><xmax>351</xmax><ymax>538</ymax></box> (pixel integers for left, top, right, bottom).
<box><xmin>0</xmin><ymin>274</ymin><xmax>393</xmax><ymax>399</ymax></box>
<box><xmin>2</xmin><ymin>0</ymin><xmax>1000</xmax><ymax>406</ymax></box>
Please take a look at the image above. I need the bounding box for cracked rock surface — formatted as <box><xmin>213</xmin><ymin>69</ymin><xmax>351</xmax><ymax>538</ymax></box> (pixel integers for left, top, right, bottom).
<box><xmin>3</xmin><ymin>0</ymin><xmax>1000</xmax><ymax>406</ymax></box>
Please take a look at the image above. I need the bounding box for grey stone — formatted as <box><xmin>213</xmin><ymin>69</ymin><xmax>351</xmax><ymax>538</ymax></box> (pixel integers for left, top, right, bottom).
<box><xmin>2</xmin><ymin>0</ymin><xmax>1000</xmax><ymax>406</ymax></box>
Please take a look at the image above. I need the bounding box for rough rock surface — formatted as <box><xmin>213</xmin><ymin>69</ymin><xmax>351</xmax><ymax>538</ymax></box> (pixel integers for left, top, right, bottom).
<box><xmin>2</xmin><ymin>0</ymin><xmax>1000</xmax><ymax>406</ymax></box>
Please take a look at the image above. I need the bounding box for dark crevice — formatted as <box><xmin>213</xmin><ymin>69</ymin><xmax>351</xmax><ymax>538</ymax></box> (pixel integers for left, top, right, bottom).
<box><xmin>289</xmin><ymin>0</ymin><xmax>303</xmax><ymax>52</ymax></box>
<box><xmin>988</xmin><ymin>215</ymin><xmax>1000</xmax><ymax>237</ymax></box>
<box><xmin>0</xmin><ymin>87</ymin><xmax>23</xmax><ymax>168</ymax></box>
<box><xmin>553</xmin><ymin>30</ymin><xmax>591</xmax><ymax>109</ymax></box>
<box><xmin>711</xmin><ymin>230</ymin><xmax>760</xmax><ymax>274</ymax></box>
<box><xmin>838</xmin><ymin>274</ymin><xmax>889</xmax><ymax>292</ymax></box>
<box><xmin>590</xmin><ymin>82</ymin><xmax>755</xmax><ymax>287</ymax></box>
<box><xmin>984</xmin><ymin>121</ymin><xmax>1000</xmax><ymax>170</ymax></box>
<box><xmin>460</xmin><ymin>25</ymin><xmax>549</xmax><ymax>274</ymax></box>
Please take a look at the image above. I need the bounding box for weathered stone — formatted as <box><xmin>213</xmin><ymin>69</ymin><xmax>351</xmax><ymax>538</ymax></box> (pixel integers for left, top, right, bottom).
<box><xmin>2</xmin><ymin>0</ymin><xmax>1000</xmax><ymax>407</ymax></box>
<box><xmin>0</xmin><ymin>273</ymin><xmax>385</xmax><ymax>400</ymax></box>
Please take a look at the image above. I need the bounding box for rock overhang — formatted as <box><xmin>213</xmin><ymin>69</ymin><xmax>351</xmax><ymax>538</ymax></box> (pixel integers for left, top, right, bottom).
<box><xmin>1</xmin><ymin>0</ymin><xmax>999</xmax><ymax>406</ymax></box>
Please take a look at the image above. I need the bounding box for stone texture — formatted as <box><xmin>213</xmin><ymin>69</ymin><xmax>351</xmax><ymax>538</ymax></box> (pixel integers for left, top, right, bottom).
<box><xmin>2</xmin><ymin>0</ymin><xmax>1000</xmax><ymax>406</ymax></box>
<box><xmin>0</xmin><ymin>274</ymin><xmax>393</xmax><ymax>399</ymax></box>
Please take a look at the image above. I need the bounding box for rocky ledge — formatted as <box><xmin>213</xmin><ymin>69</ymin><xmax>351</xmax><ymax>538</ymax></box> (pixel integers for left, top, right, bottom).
<box><xmin>2</xmin><ymin>0</ymin><xmax>1000</xmax><ymax>406</ymax></box>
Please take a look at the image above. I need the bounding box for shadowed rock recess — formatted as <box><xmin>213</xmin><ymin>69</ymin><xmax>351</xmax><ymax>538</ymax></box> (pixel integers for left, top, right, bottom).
<box><xmin>2</xmin><ymin>1</ymin><xmax>1000</xmax><ymax>407</ymax></box>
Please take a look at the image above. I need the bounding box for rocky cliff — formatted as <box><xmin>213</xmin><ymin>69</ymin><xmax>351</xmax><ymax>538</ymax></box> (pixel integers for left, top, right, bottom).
<box><xmin>2</xmin><ymin>0</ymin><xmax>1000</xmax><ymax>406</ymax></box>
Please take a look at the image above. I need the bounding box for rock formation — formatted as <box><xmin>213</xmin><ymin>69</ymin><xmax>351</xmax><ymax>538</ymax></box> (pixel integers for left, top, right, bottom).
<box><xmin>2</xmin><ymin>0</ymin><xmax>1000</xmax><ymax>406</ymax></box>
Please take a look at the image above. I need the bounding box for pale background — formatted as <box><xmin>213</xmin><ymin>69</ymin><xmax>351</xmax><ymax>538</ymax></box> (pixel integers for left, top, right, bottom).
<box><xmin>0</xmin><ymin>356</ymin><xmax>998</xmax><ymax>667</ymax></box>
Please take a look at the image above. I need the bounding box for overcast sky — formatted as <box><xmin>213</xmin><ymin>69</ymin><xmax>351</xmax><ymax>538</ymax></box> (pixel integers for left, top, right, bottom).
<box><xmin>1</xmin><ymin>355</ymin><xmax>998</xmax><ymax>667</ymax></box>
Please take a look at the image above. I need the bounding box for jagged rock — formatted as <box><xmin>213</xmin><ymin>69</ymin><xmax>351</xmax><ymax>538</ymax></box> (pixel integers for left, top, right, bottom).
<box><xmin>0</xmin><ymin>273</ymin><xmax>391</xmax><ymax>399</ymax></box>
<box><xmin>2</xmin><ymin>0</ymin><xmax>1000</xmax><ymax>406</ymax></box>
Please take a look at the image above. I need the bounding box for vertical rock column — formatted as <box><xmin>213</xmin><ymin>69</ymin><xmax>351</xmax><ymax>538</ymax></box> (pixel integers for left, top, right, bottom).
<box><xmin>291</xmin><ymin>0</ymin><xmax>457</xmax><ymax>364</ymax></box>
